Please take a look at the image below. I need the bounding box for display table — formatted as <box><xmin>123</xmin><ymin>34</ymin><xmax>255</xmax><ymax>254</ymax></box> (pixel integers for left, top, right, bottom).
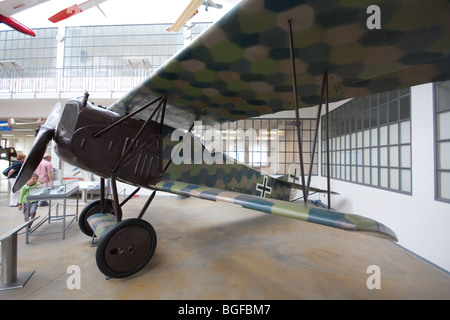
<box><xmin>25</xmin><ymin>180</ymin><xmax>79</xmax><ymax>243</ymax></box>
<box><xmin>78</xmin><ymin>180</ymin><xmax>108</xmax><ymax>203</ymax></box>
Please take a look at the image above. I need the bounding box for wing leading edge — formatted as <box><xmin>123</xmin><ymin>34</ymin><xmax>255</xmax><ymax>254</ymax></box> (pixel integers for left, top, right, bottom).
<box><xmin>150</xmin><ymin>180</ymin><xmax>398</xmax><ymax>242</ymax></box>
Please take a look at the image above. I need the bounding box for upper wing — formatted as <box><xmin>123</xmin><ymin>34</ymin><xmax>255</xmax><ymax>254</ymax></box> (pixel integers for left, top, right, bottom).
<box><xmin>0</xmin><ymin>0</ymin><xmax>50</xmax><ymax>17</ymax></box>
<box><xmin>151</xmin><ymin>179</ymin><xmax>398</xmax><ymax>242</ymax></box>
<box><xmin>110</xmin><ymin>0</ymin><xmax>450</xmax><ymax>128</ymax></box>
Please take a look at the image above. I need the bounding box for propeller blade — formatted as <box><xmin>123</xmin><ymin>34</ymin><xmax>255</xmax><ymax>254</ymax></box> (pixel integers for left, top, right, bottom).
<box><xmin>13</xmin><ymin>102</ymin><xmax>61</xmax><ymax>193</ymax></box>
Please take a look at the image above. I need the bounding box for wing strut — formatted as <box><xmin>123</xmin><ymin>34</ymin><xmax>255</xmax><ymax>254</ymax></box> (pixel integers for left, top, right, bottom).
<box><xmin>325</xmin><ymin>74</ymin><xmax>331</xmax><ymax>209</ymax></box>
<box><xmin>93</xmin><ymin>95</ymin><xmax>168</xmax><ymax>222</ymax></box>
<box><xmin>305</xmin><ymin>69</ymin><xmax>331</xmax><ymax>209</ymax></box>
<box><xmin>288</xmin><ymin>19</ymin><xmax>307</xmax><ymax>204</ymax></box>
<box><xmin>288</xmin><ymin>19</ymin><xmax>332</xmax><ymax>209</ymax></box>
<box><xmin>92</xmin><ymin>95</ymin><xmax>165</xmax><ymax>138</ymax></box>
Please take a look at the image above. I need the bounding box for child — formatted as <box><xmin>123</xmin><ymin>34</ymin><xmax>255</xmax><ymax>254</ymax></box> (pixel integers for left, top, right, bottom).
<box><xmin>18</xmin><ymin>173</ymin><xmax>41</xmax><ymax>222</ymax></box>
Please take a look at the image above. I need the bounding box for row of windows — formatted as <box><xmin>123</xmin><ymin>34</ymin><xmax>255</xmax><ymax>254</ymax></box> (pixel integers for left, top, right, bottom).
<box><xmin>326</xmin><ymin>89</ymin><xmax>410</xmax><ymax>138</ymax></box>
<box><xmin>0</xmin><ymin>23</ymin><xmax>211</xmax><ymax>71</ymax></box>
<box><xmin>0</xmin><ymin>27</ymin><xmax>56</xmax><ymax>40</ymax></box>
<box><xmin>194</xmin><ymin>119</ymin><xmax>318</xmax><ymax>176</ymax></box>
<box><xmin>67</xmin><ymin>24</ymin><xmax>180</xmax><ymax>37</ymax></box>
<box><xmin>63</xmin><ymin>55</ymin><xmax>173</xmax><ymax>70</ymax></box>
<box><xmin>0</xmin><ymin>28</ymin><xmax>58</xmax><ymax>69</ymax></box>
<box><xmin>435</xmin><ymin>81</ymin><xmax>450</xmax><ymax>202</ymax></box>
<box><xmin>64</xmin><ymin>45</ymin><xmax>180</xmax><ymax>59</ymax></box>
<box><xmin>319</xmin><ymin>82</ymin><xmax>449</xmax><ymax>202</ymax></box>
<box><xmin>63</xmin><ymin>23</ymin><xmax>210</xmax><ymax>69</ymax></box>
<box><xmin>321</xmin><ymin>89</ymin><xmax>412</xmax><ymax>194</ymax></box>
<box><xmin>65</xmin><ymin>34</ymin><xmax>183</xmax><ymax>46</ymax></box>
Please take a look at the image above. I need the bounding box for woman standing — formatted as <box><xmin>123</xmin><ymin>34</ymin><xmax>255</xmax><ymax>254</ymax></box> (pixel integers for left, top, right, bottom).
<box><xmin>7</xmin><ymin>153</ymin><xmax>26</xmax><ymax>207</ymax></box>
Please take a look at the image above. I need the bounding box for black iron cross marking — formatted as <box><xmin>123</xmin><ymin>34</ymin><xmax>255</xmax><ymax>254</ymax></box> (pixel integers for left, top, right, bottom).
<box><xmin>256</xmin><ymin>176</ymin><xmax>272</xmax><ymax>198</ymax></box>
<box><xmin>289</xmin><ymin>168</ymin><xmax>299</xmax><ymax>184</ymax></box>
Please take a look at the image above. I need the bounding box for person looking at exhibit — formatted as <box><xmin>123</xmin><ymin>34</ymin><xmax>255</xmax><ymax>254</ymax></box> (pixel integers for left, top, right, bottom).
<box><xmin>35</xmin><ymin>153</ymin><xmax>53</xmax><ymax>206</ymax></box>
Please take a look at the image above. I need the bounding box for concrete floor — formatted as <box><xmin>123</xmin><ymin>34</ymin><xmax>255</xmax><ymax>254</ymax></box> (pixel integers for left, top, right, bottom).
<box><xmin>0</xmin><ymin>181</ymin><xmax>449</xmax><ymax>300</ymax></box>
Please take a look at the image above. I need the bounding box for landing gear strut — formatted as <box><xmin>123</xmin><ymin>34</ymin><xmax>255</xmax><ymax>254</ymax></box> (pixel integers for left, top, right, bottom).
<box><xmin>79</xmin><ymin>94</ymin><xmax>168</xmax><ymax>279</ymax></box>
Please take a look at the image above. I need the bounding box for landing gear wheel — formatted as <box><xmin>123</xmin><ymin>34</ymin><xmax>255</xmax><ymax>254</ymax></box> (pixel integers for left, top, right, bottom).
<box><xmin>95</xmin><ymin>218</ymin><xmax>157</xmax><ymax>279</ymax></box>
<box><xmin>79</xmin><ymin>199</ymin><xmax>115</xmax><ymax>236</ymax></box>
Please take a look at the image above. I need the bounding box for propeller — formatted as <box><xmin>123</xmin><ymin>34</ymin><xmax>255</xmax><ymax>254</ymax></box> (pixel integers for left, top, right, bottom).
<box><xmin>13</xmin><ymin>102</ymin><xmax>62</xmax><ymax>193</ymax></box>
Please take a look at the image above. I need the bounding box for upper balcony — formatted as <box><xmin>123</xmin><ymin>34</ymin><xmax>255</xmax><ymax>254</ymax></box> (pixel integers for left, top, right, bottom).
<box><xmin>0</xmin><ymin>66</ymin><xmax>151</xmax><ymax>101</ymax></box>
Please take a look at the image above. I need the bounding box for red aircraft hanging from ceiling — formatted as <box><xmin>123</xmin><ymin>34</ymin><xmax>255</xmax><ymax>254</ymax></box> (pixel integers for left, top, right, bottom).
<box><xmin>0</xmin><ymin>0</ymin><xmax>223</xmax><ymax>37</ymax></box>
<box><xmin>0</xmin><ymin>0</ymin><xmax>108</xmax><ymax>36</ymax></box>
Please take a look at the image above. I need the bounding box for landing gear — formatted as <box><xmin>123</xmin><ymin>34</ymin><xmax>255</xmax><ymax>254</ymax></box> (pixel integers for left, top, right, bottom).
<box><xmin>80</xmin><ymin>95</ymin><xmax>167</xmax><ymax>279</ymax></box>
<box><xmin>95</xmin><ymin>218</ymin><xmax>157</xmax><ymax>279</ymax></box>
<box><xmin>79</xmin><ymin>180</ymin><xmax>159</xmax><ymax>278</ymax></box>
<box><xmin>79</xmin><ymin>199</ymin><xmax>114</xmax><ymax>236</ymax></box>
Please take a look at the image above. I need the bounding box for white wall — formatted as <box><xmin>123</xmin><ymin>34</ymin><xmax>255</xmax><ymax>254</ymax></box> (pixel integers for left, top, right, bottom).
<box><xmin>308</xmin><ymin>83</ymin><xmax>450</xmax><ymax>272</ymax></box>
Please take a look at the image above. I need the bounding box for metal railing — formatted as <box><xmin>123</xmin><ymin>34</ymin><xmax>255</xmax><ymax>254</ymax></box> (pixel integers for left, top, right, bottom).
<box><xmin>0</xmin><ymin>67</ymin><xmax>152</xmax><ymax>96</ymax></box>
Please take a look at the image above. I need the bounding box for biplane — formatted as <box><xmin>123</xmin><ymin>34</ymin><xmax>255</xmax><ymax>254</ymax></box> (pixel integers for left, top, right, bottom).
<box><xmin>13</xmin><ymin>0</ymin><xmax>450</xmax><ymax>279</ymax></box>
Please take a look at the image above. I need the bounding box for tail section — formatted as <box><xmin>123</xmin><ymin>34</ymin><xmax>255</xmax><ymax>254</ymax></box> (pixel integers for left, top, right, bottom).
<box><xmin>160</xmin><ymin>125</ymin><xmax>293</xmax><ymax>201</ymax></box>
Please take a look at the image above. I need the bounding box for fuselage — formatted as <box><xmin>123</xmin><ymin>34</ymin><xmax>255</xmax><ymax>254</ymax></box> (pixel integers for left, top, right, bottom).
<box><xmin>54</xmin><ymin>97</ymin><xmax>163</xmax><ymax>187</ymax></box>
<box><xmin>54</xmin><ymin>97</ymin><xmax>292</xmax><ymax>200</ymax></box>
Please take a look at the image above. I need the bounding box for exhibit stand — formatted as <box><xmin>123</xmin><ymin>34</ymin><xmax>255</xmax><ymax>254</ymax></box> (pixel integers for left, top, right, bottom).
<box><xmin>25</xmin><ymin>180</ymin><xmax>79</xmax><ymax>243</ymax></box>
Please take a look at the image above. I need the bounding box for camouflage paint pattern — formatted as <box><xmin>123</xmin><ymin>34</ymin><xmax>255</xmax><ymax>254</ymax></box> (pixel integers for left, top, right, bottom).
<box><xmin>109</xmin><ymin>0</ymin><xmax>450</xmax><ymax>129</ymax></box>
<box><xmin>160</xmin><ymin>125</ymin><xmax>293</xmax><ymax>201</ymax></box>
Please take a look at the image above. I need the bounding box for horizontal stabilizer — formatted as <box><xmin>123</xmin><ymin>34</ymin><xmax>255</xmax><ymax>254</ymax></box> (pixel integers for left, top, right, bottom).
<box><xmin>275</xmin><ymin>178</ymin><xmax>340</xmax><ymax>195</ymax></box>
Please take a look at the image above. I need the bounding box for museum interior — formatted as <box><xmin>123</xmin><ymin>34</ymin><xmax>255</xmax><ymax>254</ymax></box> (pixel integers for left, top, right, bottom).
<box><xmin>0</xmin><ymin>0</ymin><xmax>449</xmax><ymax>300</ymax></box>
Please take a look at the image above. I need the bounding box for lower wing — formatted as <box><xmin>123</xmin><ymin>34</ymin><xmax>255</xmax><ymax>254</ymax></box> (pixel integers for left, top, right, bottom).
<box><xmin>150</xmin><ymin>179</ymin><xmax>398</xmax><ymax>242</ymax></box>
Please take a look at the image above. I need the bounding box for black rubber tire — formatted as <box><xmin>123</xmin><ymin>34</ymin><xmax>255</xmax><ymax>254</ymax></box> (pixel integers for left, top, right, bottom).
<box><xmin>78</xmin><ymin>199</ymin><xmax>114</xmax><ymax>236</ymax></box>
<box><xmin>95</xmin><ymin>218</ymin><xmax>157</xmax><ymax>279</ymax></box>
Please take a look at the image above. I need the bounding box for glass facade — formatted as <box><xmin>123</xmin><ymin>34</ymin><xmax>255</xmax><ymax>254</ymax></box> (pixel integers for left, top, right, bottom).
<box><xmin>0</xmin><ymin>23</ymin><xmax>211</xmax><ymax>92</ymax></box>
<box><xmin>321</xmin><ymin>89</ymin><xmax>412</xmax><ymax>194</ymax></box>
<box><xmin>63</xmin><ymin>23</ymin><xmax>210</xmax><ymax>70</ymax></box>
<box><xmin>0</xmin><ymin>28</ymin><xmax>58</xmax><ymax>70</ymax></box>
<box><xmin>194</xmin><ymin>118</ymin><xmax>318</xmax><ymax>176</ymax></box>
<box><xmin>0</xmin><ymin>23</ymin><xmax>211</xmax><ymax>75</ymax></box>
<box><xmin>435</xmin><ymin>81</ymin><xmax>450</xmax><ymax>202</ymax></box>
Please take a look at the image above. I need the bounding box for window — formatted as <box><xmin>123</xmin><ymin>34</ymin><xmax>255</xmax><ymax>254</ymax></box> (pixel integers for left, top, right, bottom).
<box><xmin>435</xmin><ymin>81</ymin><xmax>450</xmax><ymax>202</ymax></box>
<box><xmin>0</xmin><ymin>28</ymin><xmax>58</xmax><ymax>75</ymax></box>
<box><xmin>321</xmin><ymin>89</ymin><xmax>412</xmax><ymax>193</ymax></box>
<box><xmin>194</xmin><ymin>118</ymin><xmax>317</xmax><ymax>176</ymax></box>
<box><xmin>63</xmin><ymin>23</ymin><xmax>211</xmax><ymax>70</ymax></box>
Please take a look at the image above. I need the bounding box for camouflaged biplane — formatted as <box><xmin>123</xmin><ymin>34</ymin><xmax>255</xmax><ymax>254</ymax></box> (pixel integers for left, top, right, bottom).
<box><xmin>14</xmin><ymin>0</ymin><xmax>450</xmax><ymax>279</ymax></box>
